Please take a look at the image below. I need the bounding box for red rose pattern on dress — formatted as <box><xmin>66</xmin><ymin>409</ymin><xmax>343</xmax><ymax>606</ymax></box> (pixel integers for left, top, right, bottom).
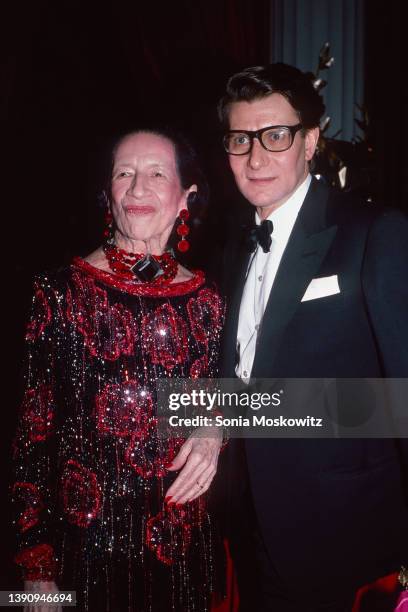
<box><xmin>25</xmin><ymin>287</ymin><xmax>52</xmax><ymax>342</ymax></box>
<box><xmin>13</xmin><ymin>482</ymin><xmax>44</xmax><ymax>533</ymax></box>
<box><xmin>146</xmin><ymin>497</ymin><xmax>208</xmax><ymax>566</ymax></box>
<box><xmin>14</xmin><ymin>543</ymin><xmax>57</xmax><ymax>581</ymax></box>
<box><xmin>95</xmin><ymin>379</ymin><xmax>153</xmax><ymax>439</ymax></box>
<box><xmin>20</xmin><ymin>385</ymin><xmax>55</xmax><ymax>443</ymax></box>
<box><xmin>145</xmin><ymin>505</ymin><xmax>192</xmax><ymax>565</ymax></box>
<box><xmin>124</xmin><ymin>432</ymin><xmax>183</xmax><ymax>479</ymax></box>
<box><xmin>61</xmin><ymin>459</ymin><xmax>101</xmax><ymax>528</ymax></box>
<box><xmin>141</xmin><ymin>303</ymin><xmax>189</xmax><ymax>371</ymax></box>
<box><xmin>66</xmin><ymin>271</ymin><xmax>137</xmax><ymax>361</ymax></box>
<box><xmin>187</xmin><ymin>288</ymin><xmax>224</xmax><ymax>348</ymax></box>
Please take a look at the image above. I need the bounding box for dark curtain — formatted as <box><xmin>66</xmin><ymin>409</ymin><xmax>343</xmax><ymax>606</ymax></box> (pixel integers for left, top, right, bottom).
<box><xmin>364</xmin><ymin>0</ymin><xmax>407</xmax><ymax>210</ymax></box>
<box><xmin>270</xmin><ymin>0</ymin><xmax>365</xmax><ymax>143</ymax></box>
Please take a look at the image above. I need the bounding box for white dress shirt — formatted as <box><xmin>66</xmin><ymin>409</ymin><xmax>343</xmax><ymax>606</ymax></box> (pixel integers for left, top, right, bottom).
<box><xmin>236</xmin><ymin>174</ymin><xmax>312</xmax><ymax>382</ymax></box>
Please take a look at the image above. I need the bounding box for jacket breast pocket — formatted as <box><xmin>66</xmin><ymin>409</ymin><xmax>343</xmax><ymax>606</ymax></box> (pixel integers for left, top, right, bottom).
<box><xmin>296</xmin><ymin>291</ymin><xmax>346</xmax><ymax>316</ymax></box>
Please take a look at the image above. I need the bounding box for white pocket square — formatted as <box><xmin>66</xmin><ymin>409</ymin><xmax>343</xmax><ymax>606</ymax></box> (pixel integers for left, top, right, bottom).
<box><xmin>301</xmin><ymin>275</ymin><xmax>340</xmax><ymax>302</ymax></box>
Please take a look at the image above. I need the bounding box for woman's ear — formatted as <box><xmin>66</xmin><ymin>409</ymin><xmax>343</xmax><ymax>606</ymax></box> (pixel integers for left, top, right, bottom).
<box><xmin>179</xmin><ymin>185</ymin><xmax>197</xmax><ymax>213</ymax></box>
<box><xmin>187</xmin><ymin>191</ymin><xmax>197</xmax><ymax>206</ymax></box>
<box><xmin>187</xmin><ymin>184</ymin><xmax>198</xmax><ymax>203</ymax></box>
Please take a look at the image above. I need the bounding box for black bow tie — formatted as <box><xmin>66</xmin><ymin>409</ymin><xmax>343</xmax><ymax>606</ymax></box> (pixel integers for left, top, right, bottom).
<box><xmin>245</xmin><ymin>219</ymin><xmax>274</xmax><ymax>253</ymax></box>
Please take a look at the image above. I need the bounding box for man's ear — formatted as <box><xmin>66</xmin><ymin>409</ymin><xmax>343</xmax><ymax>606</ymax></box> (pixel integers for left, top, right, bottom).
<box><xmin>305</xmin><ymin>127</ymin><xmax>320</xmax><ymax>161</ymax></box>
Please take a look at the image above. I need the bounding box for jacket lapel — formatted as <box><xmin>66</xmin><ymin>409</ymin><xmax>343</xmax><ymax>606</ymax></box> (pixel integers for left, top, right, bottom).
<box><xmin>251</xmin><ymin>178</ymin><xmax>338</xmax><ymax>378</ymax></box>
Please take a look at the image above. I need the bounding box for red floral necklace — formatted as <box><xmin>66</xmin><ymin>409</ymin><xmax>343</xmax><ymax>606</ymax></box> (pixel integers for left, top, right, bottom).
<box><xmin>103</xmin><ymin>239</ymin><xmax>178</xmax><ymax>284</ymax></box>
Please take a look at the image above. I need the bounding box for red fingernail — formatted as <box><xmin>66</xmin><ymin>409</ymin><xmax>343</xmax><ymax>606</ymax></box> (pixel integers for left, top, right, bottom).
<box><xmin>164</xmin><ymin>496</ymin><xmax>172</xmax><ymax>504</ymax></box>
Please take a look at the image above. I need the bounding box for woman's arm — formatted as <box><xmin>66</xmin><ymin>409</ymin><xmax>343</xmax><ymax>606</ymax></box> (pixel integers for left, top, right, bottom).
<box><xmin>12</xmin><ymin>274</ymin><xmax>60</xmax><ymax>585</ymax></box>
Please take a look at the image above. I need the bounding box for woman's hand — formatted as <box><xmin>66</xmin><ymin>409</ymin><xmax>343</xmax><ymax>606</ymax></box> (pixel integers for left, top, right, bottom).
<box><xmin>23</xmin><ymin>580</ymin><xmax>62</xmax><ymax>612</ymax></box>
<box><xmin>165</xmin><ymin>426</ymin><xmax>222</xmax><ymax>504</ymax></box>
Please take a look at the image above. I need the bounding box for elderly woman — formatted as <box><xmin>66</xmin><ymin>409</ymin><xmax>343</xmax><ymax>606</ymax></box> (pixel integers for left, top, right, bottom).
<box><xmin>12</xmin><ymin>127</ymin><xmax>225</xmax><ymax>611</ymax></box>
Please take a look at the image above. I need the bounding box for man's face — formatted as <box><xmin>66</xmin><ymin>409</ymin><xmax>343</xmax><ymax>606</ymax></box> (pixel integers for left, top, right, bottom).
<box><xmin>227</xmin><ymin>94</ymin><xmax>319</xmax><ymax>219</ymax></box>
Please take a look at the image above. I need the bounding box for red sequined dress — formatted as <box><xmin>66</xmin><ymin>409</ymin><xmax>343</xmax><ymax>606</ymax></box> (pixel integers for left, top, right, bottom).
<box><xmin>12</xmin><ymin>256</ymin><xmax>225</xmax><ymax>612</ymax></box>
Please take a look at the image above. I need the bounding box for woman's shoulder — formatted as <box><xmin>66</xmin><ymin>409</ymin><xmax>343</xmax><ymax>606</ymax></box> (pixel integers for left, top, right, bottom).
<box><xmin>31</xmin><ymin>267</ymin><xmax>66</xmax><ymax>289</ymax></box>
<box><xmin>31</xmin><ymin>247</ymin><xmax>108</xmax><ymax>292</ymax></box>
<box><xmin>29</xmin><ymin>261</ymin><xmax>82</xmax><ymax>303</ymax></box>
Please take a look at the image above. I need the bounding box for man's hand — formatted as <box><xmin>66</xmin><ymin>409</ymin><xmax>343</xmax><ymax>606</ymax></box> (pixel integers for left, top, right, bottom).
<box><xmin>23</xmin><ymin>580</ymin><xmax>62</xmax><ymax>612</ymax></box>
<box><xmin>165</xmin><ymin>427</ymin><xmax>222</xmax><ymax>504</ymax></box>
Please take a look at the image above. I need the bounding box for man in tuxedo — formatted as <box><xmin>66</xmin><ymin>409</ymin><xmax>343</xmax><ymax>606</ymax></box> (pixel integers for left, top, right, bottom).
<box><xmin>218</xmin><ymin>63</ymin><xmax>408</xmax><ymax>611</ymax></box>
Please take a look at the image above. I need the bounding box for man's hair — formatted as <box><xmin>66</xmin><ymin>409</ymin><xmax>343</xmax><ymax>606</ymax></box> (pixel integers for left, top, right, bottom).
<box><xmin>218</xmin><ymin>63</ymin><xmax>325</xmax><ymax>130</ymax></box>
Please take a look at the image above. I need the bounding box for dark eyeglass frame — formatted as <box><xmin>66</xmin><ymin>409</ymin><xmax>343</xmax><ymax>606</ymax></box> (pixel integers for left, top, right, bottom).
<box><xmin>223</xmin><ymin>123</ymin><xmax>303</xmax><ymax>155</ymax></box>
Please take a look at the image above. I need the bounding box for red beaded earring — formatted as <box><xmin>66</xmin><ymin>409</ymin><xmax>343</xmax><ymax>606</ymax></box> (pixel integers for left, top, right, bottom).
<box><xmin>99</xmin><ymin>189</ymin><xmax>114</xmax><ymax>241</ymax></box>
<box><xmin>177</xmin><ymin>209</ymin><xmax>190</xmax><ymax>252</ymax></box>
<box><xmin>103</xmin><ymin>209</ymin><xmax>114</xmax><ymax>240</ymax></box>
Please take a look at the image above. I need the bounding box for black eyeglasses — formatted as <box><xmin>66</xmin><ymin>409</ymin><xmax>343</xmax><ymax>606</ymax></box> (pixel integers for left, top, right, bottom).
<box><xmin>223</xmin><ymin>124</ymin><xmax>303</xmax><ymax>155</ymax></box>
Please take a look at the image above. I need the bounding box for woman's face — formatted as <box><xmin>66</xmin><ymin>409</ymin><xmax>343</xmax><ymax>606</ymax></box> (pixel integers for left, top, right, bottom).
<box><xmin>110</xmin><ymin>132</ymin><xmax>195</xmax><ymax>249</ymax></box>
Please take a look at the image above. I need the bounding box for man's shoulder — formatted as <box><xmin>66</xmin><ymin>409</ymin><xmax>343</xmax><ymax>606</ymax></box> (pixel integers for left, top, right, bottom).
<box><xmin>324</xmin><ymin>182</ymin><xmax>407</xmax><ymax>232</ymax></box>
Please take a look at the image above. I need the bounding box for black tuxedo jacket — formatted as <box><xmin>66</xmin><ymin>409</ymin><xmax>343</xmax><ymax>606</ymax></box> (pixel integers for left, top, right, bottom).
<box><xmin>219</xmin><ymin>177</ymin><xmax>408</xmax><ymax>596</ymax></box>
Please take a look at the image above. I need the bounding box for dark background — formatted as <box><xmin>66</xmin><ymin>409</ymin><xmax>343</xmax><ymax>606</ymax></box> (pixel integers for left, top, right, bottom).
<box><xmin>1</xmin><ymin>0</ymin><xmax>406</xmax><ymax>589</ymax></box>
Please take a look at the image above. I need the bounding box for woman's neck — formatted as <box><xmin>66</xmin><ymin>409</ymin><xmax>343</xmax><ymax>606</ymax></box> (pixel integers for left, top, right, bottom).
<box><xmin>113</xmin><ymin>230</ymin><xmax>166</xmax><ymax>256</ymax></box>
